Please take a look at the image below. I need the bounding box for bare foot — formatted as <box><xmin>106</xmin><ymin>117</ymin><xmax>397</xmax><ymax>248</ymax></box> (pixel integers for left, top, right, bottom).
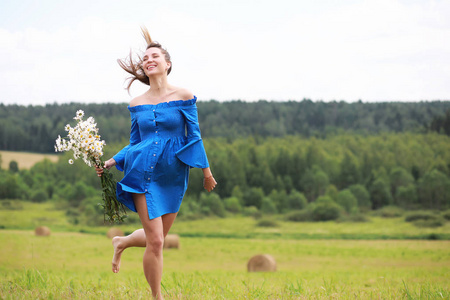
<box><xmin>112</xmin><ymin>236</ymin><xmax>124</xmax><ymax>273</ymax></box>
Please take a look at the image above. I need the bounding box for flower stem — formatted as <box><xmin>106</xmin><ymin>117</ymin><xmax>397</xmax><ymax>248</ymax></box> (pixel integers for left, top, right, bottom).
<box><xmin>95</xmin><ymin>159</ymin><xmax>127</xmax><ymax>223</ymax></box>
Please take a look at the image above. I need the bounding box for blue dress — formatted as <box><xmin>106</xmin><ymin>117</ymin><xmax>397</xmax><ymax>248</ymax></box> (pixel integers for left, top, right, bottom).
<box><xmin>112</xmin><ymin>96</ymin><xmax>209</xmax><ymax>219</ymax></box>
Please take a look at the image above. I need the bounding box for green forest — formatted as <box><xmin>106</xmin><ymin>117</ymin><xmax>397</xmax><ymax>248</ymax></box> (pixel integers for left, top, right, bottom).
<box><xmin>1</xmin><ymin>100</ymin><xmax>450</xmax><ymax>153</ymax></box>
<box><xmin>1</xmin><ymin>100</ymin><xmax>450</xmax><ymax>228</ymax></box>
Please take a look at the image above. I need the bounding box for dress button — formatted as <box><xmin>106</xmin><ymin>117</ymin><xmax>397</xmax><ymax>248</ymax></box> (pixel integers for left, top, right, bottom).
<box><xmin>155</xmin><ymin>131</ymin><xmax>158</xmax><ymax>133</ymax></box>
<box><xmin>153</xmin><ymin>154</ymin><xmax>156</xmax><ymax>156</ymax></box>
<box><xmin>144</xmin><ymin>189</ymin><xmax>147</xmax><ymax>192</ymax></box>
<box><xmin>151</xmin><ymin>166</ymin><xmax>154</xmax><ymax>169</ymax></box>
<box><xmin>153</xmin><ymin>109</ymin><xmax>155</xmax><ymax>112</ymax></box>
<box><xmin>155</xmin><ymin>142</ymin><xmax>158</xmax><ymax>144</ymax></box>
<box><xmin>148</xmin><ymin>178</ymin><xmax>150</xmax><ymax>180</ymax></box>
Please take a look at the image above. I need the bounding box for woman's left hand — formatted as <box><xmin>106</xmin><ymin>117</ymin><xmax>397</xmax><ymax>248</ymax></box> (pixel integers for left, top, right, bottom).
<box><xmin>203</xmin><ymin>176</ymin><xmax>217</xmax><ymax>192</ymax></box>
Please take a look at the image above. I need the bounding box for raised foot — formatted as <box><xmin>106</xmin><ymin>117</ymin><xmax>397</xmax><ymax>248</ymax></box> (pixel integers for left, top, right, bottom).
<box><xmin>111</xmin><ymin>236</ymin><xmax>124</xmax><ymax>273</ymax></box>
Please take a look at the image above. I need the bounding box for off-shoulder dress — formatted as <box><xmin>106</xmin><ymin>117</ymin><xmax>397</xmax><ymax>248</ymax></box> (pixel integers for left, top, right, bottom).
<box><xmin>112</xmin><ymin>96</ymin><xmax>209</xmax><ymax>219</ymax></box>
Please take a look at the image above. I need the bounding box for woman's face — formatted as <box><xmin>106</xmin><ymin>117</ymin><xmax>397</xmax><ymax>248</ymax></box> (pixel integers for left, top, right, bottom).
<box><xmin>142</xmin><ymin>47</ymin><xmax>171</xmax><ymax>77</ymax></box>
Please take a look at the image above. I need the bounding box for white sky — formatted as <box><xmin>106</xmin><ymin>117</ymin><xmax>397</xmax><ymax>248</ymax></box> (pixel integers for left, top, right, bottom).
<box><xmin>0</xmin><ymin>0</ymin><xmax>449</xmax><ymax>105</ymax></box>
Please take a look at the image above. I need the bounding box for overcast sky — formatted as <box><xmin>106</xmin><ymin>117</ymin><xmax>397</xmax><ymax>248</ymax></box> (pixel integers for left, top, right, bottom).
<box><xmin>0</xmin><ymin>0</ymin><xmax>449</xmax><ymax>105</ymax></box>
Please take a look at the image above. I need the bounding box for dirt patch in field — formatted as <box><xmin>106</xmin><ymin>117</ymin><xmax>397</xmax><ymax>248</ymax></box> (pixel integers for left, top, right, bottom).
<box><xmin>0</xmin><ymin>151</ymin><xmax>60</xmax><ymax>169</ymax></box>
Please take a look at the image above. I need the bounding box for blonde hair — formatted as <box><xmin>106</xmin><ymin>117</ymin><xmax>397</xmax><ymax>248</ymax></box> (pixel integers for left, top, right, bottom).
<box><xmin>117</xmin><ymin>26</ymin><xmax>172</xmax><ymax>91</ymax></box>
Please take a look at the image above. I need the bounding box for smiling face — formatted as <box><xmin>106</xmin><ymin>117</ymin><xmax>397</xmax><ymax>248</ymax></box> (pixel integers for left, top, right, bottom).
<box><xmin>142</xmin><ymin>47</ymin><xmax>171</xmax><ymax>77</ymax></box>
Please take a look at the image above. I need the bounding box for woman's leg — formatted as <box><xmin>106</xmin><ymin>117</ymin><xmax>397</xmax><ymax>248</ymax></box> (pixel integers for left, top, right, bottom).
<box><xmin>112</xmin><ymin>228</ymin><xmax>146</xmax><ymax>273</ymax></box>
<box><xmin>161</xmin><ymin>212</ymin><xmax>178</xmax><ymax>237</ymax></box>
<box><xmin>134</xmin><ymin>193</ymin><xmax>180</xmax><ymax>300</ymax></box>
<box><xmin>111</xmin><ymin>204</ymin><xmax>178</xmax><ymax>274</ymax></box>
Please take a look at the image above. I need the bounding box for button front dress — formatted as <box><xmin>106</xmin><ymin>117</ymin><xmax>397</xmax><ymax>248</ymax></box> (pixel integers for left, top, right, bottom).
<box><xmin>112</xmin><ymin>96</ymin><xmax>209</xmax><ymax>219</ymax></box>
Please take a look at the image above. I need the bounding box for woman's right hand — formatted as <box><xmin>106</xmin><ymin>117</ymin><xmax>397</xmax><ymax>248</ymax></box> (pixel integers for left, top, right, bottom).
<box><xmin>95</xmin><ymin>158</ymin><xmax>116</xmax><ymax>177</ymax></box>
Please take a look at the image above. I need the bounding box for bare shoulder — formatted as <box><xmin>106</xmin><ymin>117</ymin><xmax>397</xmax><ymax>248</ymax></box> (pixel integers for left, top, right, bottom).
<box><xmin>129</xmin><ymin>94</ymin><xmax>146</xmax><ymax>107</ymax></box>
<box><xmin>172</xmin><ymin>87</ymin><xmax>194</xmax><ymax>101</ymax></box>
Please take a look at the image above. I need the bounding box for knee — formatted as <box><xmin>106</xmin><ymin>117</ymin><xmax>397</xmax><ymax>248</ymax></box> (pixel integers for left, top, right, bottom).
<box><xmin>147</xmin><ymin>234</ymin><xmax>164</xmax><ymax>255</ymax></box>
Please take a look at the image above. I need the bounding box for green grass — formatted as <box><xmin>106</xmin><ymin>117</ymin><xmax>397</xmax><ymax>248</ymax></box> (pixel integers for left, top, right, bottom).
<box><xmin>1</xmin><ymin>201</ymin><xmax>450</xmax><ymax>240</ymax></box>
<box><xmin>0</xmin><ymin>201</ymin><xmax>71</xmax><ymax>230</ymax></box>
<box><xmin>1</xmin><ymin>201</ymin><xmax>449</xmax><ymax>298</ymax></box>
<box><xmin>170</xmin><ymin>216</ymin><xmax>450</xmax><ymax>240</ymax></box>
<box><xmin>1</xmin><ymin>230</ymin><xmax>449</xmax><ymax>299</ymax></box>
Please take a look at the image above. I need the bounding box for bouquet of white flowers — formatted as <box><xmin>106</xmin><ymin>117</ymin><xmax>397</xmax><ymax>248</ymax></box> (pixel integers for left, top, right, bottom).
<box><xmin>55</xmin><ymin>110</ymin><xmax>126</xmax><ymax>223</ymax></box>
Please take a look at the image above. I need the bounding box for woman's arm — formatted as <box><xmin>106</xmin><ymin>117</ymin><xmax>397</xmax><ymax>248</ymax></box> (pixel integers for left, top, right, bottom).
<box><xmin>175</xmin><ymin>95</ymin><xmax>217</xmax><ymax>192</ymax></box>
<box><xmin>96</xmin><ymin>107</ymin><xmax>140</xmax><ymax>176</ymax></box>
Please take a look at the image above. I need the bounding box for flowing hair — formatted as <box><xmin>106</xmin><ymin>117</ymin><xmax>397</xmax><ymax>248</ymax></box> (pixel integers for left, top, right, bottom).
<box><xmin>117</xmin><ymin>26</ymin><xmax>172</xmax><ymax>92</ymax></box>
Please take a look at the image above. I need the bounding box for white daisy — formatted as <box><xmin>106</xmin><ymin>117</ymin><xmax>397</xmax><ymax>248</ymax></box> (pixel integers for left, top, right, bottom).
<box><xmin>74</xmin><ymin>110</ymin><xmax>85</xmax><ymax>120</ymax></box>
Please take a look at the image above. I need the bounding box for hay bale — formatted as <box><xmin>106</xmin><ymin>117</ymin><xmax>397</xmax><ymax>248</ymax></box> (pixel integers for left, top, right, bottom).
<box><xmin>163</xmin><ymin>234</ymin><xmax>180</xmax><ymax>249</ymax></box>
<box><xmin>35</xmin><ymin>226</ymin><xmax>51</xmax><ymax>236</ymax></box>
<box><xmin>107</xmin><ymin>227</ymin><xmax>124</xmax><ymax>239</ymax></box>
<box><xmin>247</xmin><ymin>254</ymin><xmax>277</xmax><ymax>272</ymax></box>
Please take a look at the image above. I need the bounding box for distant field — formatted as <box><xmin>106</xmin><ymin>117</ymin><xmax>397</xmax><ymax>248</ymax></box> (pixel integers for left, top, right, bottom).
<box><xmin>1</xmin><ymin>201</ymin><xmax>450</xmax><ymax>240</ymax></box>
<box><xmin>0</xmin><ymin>150</ymin><xmax>59</xmax><ymax>170</ymax></box>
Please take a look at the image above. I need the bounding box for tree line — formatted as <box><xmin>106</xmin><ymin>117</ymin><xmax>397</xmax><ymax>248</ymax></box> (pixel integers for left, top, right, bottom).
<box><xmin>1</xmin><ymin>100</ymin><xmax>450</xmax><ymax>153</ymax></box>
<box><xmin>1</xmin><ymin>133</ymin><xmax>449</xmax><ymax>225</ymax></box>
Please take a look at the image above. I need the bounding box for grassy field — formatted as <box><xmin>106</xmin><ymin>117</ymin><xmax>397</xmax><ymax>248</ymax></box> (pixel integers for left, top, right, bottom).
<box><xmin>1</xmin><ymin>201</ymin><xmax>450</xmax><ymax>299</ymax></box>
<box><xmin>0</xmin><ymin>150</ymin><xmax>59</xmax><ymax>170</ymax></box>
<box><xmin>1</xmin><ymin>230</ymin><xmax>449</xmax><ymax>299</ymax></box>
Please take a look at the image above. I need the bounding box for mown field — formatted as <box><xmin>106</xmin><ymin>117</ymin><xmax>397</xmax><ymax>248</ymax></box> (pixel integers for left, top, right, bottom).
<box><xmin>1</xmin><ymin>201</ymin><xmax>450</xmax><ymax>299</ymax></box>
<box><xmin>0</xmin><ymin>150</ymin><xmax>59</xmax><ymax>170</ymax></box>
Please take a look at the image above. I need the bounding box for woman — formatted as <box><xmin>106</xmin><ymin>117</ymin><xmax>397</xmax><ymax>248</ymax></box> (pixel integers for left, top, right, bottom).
<box><xmin>96</xmin><ymin>27</ymin><xmax>217</xmax><ymax>299</ymax></box>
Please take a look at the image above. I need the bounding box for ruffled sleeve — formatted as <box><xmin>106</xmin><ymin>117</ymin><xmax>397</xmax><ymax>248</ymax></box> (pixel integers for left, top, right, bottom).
<box><xmin>175</xmin><ymin>98</ymin><xmax>210</xmax><ymax>169</ymax></box>
<box><xmin>113</xmin><ymin>111</ymin><xmax>141</xmax><ymax>171</ymax></box>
